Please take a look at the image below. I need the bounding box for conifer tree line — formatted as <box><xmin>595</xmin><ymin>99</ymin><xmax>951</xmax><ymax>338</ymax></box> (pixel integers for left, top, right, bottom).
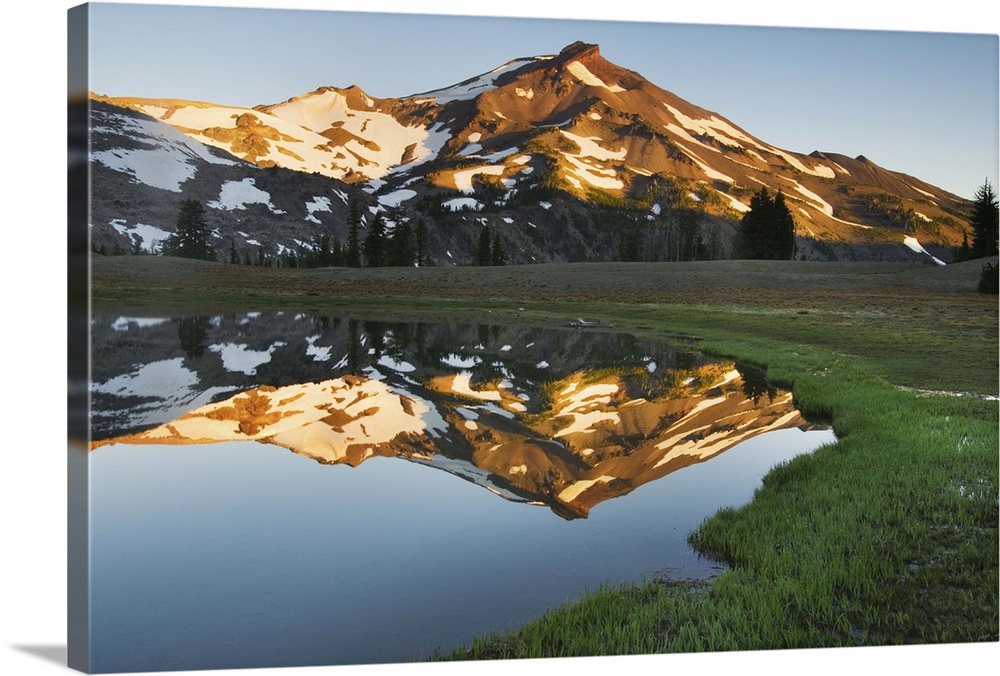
<box><xmin>139</xmin><ymin>179</ymin><xmax>999</xmax><ymax>277</ymax></box>
<box><xmin>614</xmin><ymin>210</ymin><xmax>724</xmax><ymax>262</ymax></box>
<box><xmin>158</xmin><ymin>197</ymin><xmax>430</xmax><ymax>269</ymax></box>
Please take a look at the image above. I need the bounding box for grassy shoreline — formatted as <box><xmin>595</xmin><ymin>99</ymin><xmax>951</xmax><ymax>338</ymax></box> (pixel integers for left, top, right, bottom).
<box><xmin>88</xmin><ymin>255</ymin><xmax>999</xmax><ymax>655</ymax></box>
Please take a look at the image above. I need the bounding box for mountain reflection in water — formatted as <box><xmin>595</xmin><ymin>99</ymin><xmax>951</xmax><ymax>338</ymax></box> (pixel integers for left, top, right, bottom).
<box><xmin>91</xmin><ymin>313</ymin><xmax>821</xmax><ymax>519</ymax></box>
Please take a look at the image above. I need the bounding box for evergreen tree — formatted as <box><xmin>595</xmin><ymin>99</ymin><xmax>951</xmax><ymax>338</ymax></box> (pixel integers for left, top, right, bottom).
<box><xmin>346</xmin><ymin>198</ymin><xmax>362</xmax><ymax>268</ymax></box>
<box><xmin>491</xmin><ymin>230</ymin><xmax>507</xmax><ymax>266</ymax></box>
<box><xmin>315</xmin><ymin>232</ymin><xmax>332</xmax><ymax>267</ymax></box>
<box><xmin>162</xmin><ymin>199</ymin><xmax>215</xmax><ymax>261</ymax></box>
<box><xmin>415</xmin><ymin>218</ymin><xmax>428</xmax><ymax>267</ymax></box>
<box><xmin>970</xmin><ymin>178</ymin><xmax>999</xmax><ymax>258</ymax></box>
<box><xmin>771</xmin><ymin>191</ymin><xmax>796</xmax><ymax>259</ymax></box>
<box><xmin>228</xmin><ymin>239</ymin><xmax>238</xmax><ymax>265</ymax></box>
<box><xmin>331</xmin><ymin>238</ymin><xmax>345</xmax><ymax>266</ymax></box>
<box><xmin>476</xmin><ymin>225</ymin><xmax>493</xmax><ymax>265</ymax></box>
<box><xmin>979</xmin><ymin>262</ymin><xmax>999</xmax><ymax>294</ymax></box>
<box><xmin>735</xmin><ymin>187</ymin><xmax>796</xmax><ymax>260</ymax></box>
<box><xmin>389</xmin><ymin>220</ymin><xmax>414</xmax><ymax>266</ymax></box>
<box><xmin>363</xmin><ymin>213</ymin><xmax>387</xmax><ymax>267</ymax></box>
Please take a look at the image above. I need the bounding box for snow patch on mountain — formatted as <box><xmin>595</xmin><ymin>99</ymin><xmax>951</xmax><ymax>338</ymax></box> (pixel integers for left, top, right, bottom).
<box><xmin>718</xmin><ymin>192</ymin><xmax>751</xmax><ymax>213</ymax></box>
<box><xmin>566</xmin><ymin>61</ymin><xmax>626</xmax><ymax>93</ymax></box>
<box><xmin>483</xmin><ymin>147</ymin><xmax>521</xmax><ymax>162</ymax></box>
<box><xmin>663</xmin><ymin>104</ymin><xmax>835</xmax><ymax>178</ymax></box>
<box><xmin>445</xmin><ymin>197</ymin><xmax>482</xmax><ymax>211</ymax></box>
<box><xmin>414</xmin><ymin>57</ymin><xmax>546</xmax><ymax>103</ymax></box>
<box><xmin>149</xmin><ymin>94</ymin><xmax>445</xmax><ymax>181</ymax></box>
<box><xmin>664</xmin><ymin>105</ymin><xmax>747</xmax><ymax>150</ymax></box>
<box><xmin>209</xmin><ymin>178</ymin><xmax>285</xmax><ymax>213</ymax></box>
<box><xmin>378</xmin><ymin>189</ymin><xmax>417</xmax><ymax>207</ymax></box>
<box><xmin>459</xmin><ymin>142</ymin><xmax>483</xmax><ymax>156</ymax></box>
<box><xmin>143</xmin><ymin>104</ymin><xmax>329</xmax><ymax>171</ymax></box>
<box><xmin>91</xmin><ymin>110</ymin><xmax>236</xmax><ymax>191</ymax></box>
<box><xmin>675</xmin><ymin>144</ymin><xmax>735</xmax><ymax>184</ymax></box>
<box><xmin>904</xmin><ymin>236</ymin><xmax>946</xmax><ymax>265</ymax></box>
<box><xmin>453</xmin><ymin>165</ymin><xmax>507</xmax><ymax>193</ymax></box>
<box><xmin>767</xmin><ymin>147</ymin><xmax>835</xmax><ymax>178</ymax></box>
<box><xmin>785</xmin><ymin>180</ymin><xmax>834</xmax><ymax>216</ymax></box>
<box><xmin>559</xmin><ymin>130</ymin><xmax>626</xmax><ymax>190</ymax></box>
<box><xmin>304</xmin><ymin>196</ymin><xmax>332</xmax><ymax>223</ymax></box>
<box><xmin>109</xmin><ymin>219</ymin><xmax>171</xmax><ymax>252</ymax></box>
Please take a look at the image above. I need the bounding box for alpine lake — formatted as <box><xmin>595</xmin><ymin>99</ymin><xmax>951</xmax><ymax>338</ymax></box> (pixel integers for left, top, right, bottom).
<box><xmin>86</xmin><ymin>310</ymin><xmax>835</xmax><ymax>672</ymax></box>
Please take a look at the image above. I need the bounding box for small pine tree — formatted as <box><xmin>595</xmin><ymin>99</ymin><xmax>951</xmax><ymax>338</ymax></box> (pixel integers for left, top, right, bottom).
<box><xmin>970</xmin><ymin>178</ymin><xmax>999</xmax><ymax>258</ymax></box>
<box><xmin>315</xmin><ymin>232</ymin><xmax>332</xmax><ymax>267</ymax></box>
<box><xmin>476</xmin><ymin>225</ymin><xmax>493</xmax><ymax>266</ymax></box>
<box><xmin>491</xmin><ymin>230</ymin><xmax>507</xmax><ymax>266</ymax></box>
<box><xmin>162</xmin><ymin>199</ymin><xmax>215</xmax><ymax>261</ymax></box>
<box><xmin>979</xmin><ymin>262</ymin><xmax>999</xmax><ymax>294</ymax></box>
<box><xmin>415</xmin><ymin>218</ymin><xmax>428</xmax><ymax>267</ymax></box>
<box><xmin>389</xmin><ymin>220</ymin><xmax>414</xmax><ymax>267</ymax></box>
<box><xmin>363</xmin><ymin>213</ymin><xmax>387</xmax><ymax>267</ymax></box>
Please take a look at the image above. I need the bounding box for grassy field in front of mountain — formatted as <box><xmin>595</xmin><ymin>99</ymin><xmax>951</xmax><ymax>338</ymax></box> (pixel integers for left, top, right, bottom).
<box><xmin>87</xmin><ymin>254</ymin><xmax>999</xmax><ymax>655</ymax></box>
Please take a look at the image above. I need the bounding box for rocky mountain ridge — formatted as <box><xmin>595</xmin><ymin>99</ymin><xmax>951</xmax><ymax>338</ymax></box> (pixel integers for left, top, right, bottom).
<box><xmin>88</xmin><ymin>42</ymin><xmax>971</xmax><ymax>265</ymax></box>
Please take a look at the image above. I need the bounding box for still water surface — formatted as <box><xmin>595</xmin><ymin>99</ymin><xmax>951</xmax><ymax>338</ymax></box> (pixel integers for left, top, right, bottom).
<box><xmin>88</xmin><ymin>312</ymin><xmax>834</xmax><ymax>672</ymax></box>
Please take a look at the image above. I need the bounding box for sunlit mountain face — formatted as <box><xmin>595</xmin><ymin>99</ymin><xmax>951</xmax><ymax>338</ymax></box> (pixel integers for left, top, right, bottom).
<box><xmin>91</xmin><ymin>41</ymin><xmax>968</xmax><ymax>265</ymax></box>
<box><xmin>91</xmin><ymin>313</ymin><xmax>821</xmax><ymax>519</ymax></box>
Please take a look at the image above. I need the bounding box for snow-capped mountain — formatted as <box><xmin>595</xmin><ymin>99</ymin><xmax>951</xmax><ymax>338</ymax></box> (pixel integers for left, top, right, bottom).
<box><xmin>90</xmin><ymin>41</ymin><xmax>971</xmax><ymax>264</ymax></box>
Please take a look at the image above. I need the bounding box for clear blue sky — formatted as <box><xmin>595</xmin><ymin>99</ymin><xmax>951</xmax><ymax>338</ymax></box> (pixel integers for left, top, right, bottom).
<box><xmin>79</xmin><ymin>1</ymin><xmax>999</xmax><ymax>200</ymax></box>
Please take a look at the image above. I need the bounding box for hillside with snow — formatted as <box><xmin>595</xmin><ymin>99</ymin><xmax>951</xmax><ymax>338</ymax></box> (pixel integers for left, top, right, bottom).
<box><xmin>89</xmin><ymin>41</ymin><xmax>972</xmax><ymax>266</ymax></box>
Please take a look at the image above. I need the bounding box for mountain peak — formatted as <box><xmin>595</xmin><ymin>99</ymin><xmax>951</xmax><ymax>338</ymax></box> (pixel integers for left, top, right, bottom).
<box><xmin>90</xmin><ymin>41</ymin><xmax>972</xmax><ymax>266</ymax></box>
<box><xmin>558</xmin><ymin>41</ymin><xmax>601</xmax><ymax>61</ymax></box>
